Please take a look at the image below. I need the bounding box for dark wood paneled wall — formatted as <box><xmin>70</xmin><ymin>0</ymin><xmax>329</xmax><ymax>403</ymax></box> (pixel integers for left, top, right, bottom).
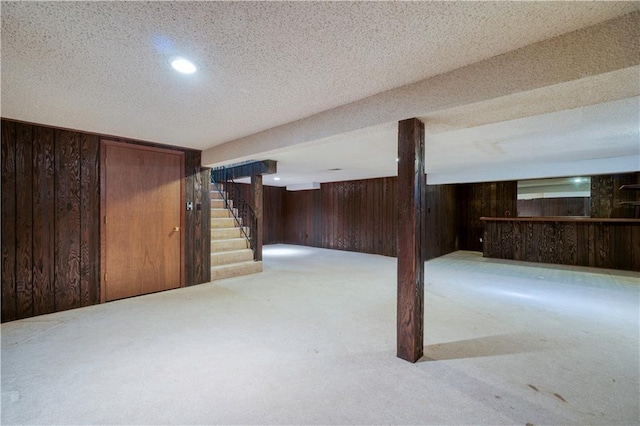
<box><xmin>1</xmin><ymin>119</ymin><xmax>210</xmax><ymax>322</ymax></box>
<box><xmin>266</xmin><ymin>177</ymin><xmax>458</xmax><ymax>260</ymax></box>
<box><xmin>264</xmin><ymin>185</ymin><xmax>284</xmax><ymax>244</ymax></box>
<box><xmin>458</xmin><ymin>181</ymin><xmax>518</xmax><ymax>251</ymax></box>
<box><xmin>517</xmin><ymin>197</ymin><xmax>590</xmax><ymax>217</ymax></box>
<box><xmin>425</xmin><ymin>184</ymin><xmax>459</xmax><ymax>260</ymax></box>
<box><xmin>223</xmin><ymin>182</ymin><xmax>284</xmax><ymax>245</ymax></box>
<box><xmin>283</xmin><ymin>178</ymin><xmax>399</xmax><ymax>256</ymax></box>
<box><xmin>184</xmin><ymin>153</ymin><xmax>211</xmax><ymax>287</ymax></box>
<box><xmin>483</xmin><ymin>220</ymin><xmax>640</xmax><ymax>271</ymax></box>
<box><xmin>591</xmin><ymin>173</ymin><xmax>640</xmax><ymax>218</ymax></box>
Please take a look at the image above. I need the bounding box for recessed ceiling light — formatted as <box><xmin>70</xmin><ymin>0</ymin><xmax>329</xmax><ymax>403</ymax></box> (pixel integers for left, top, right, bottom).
<box><xmin>171</xmin><ymin>58</ymin><xmax>197</xmax><ymax>74</ymax></box>
<box><xmin>273</xmin><ymin>177</ymin><xmax>281</xmax><ymax>181</ymax></box>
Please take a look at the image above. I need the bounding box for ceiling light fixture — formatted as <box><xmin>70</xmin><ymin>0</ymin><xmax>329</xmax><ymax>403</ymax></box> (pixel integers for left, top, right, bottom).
<box><xmin>171</xmin><ymin>58</ymin><xmax>197</xmax><ymax>74</ymax></box>
<box><xmin>273</xmin><ymin>177</ymin><xmax>281</xmax><ymax>181</ymax></box>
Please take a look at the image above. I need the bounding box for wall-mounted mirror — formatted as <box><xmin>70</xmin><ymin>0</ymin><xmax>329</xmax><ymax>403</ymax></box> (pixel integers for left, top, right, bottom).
<box><xmin>517</xmin><ymin>177</ymin><xmax>590</xmax><ymax>217</ymax></box>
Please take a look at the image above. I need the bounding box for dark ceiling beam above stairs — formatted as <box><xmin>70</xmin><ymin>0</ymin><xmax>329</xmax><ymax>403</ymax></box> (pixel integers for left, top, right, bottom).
<box><xmin>212</xmin><ymin>160</ymin><xmax>277</xmax><ymax>182</ymax></box>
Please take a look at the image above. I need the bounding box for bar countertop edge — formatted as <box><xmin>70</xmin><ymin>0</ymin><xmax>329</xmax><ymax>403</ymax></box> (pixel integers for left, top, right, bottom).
<box><xmin>480</xmin><ymin>216</ymin><xmax>640</xmax><ymax>223</ymax></box>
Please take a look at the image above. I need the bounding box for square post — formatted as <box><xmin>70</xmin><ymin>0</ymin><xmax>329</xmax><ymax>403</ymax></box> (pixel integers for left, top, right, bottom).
<box><xmin>397</xmin><ymin>118</ymin><xmax>425</xmax><ymax>363</ymax></box>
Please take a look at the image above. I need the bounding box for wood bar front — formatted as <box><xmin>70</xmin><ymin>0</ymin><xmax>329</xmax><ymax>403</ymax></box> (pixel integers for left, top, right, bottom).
<box><xmin>481</xmin><ymin>217</ymin><xmax>640</xmax><ymax>271</ymax></box>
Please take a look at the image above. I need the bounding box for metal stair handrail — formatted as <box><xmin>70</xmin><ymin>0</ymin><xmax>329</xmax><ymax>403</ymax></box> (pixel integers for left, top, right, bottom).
<box><xmin>211</xmin><ymin>168</ymin><xmax>258</xmax><ymax>260</ymax></box>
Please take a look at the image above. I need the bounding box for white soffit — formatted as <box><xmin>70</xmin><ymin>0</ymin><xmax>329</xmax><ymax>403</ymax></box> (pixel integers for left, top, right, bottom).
<box><xmin>243</xmin><ymin>96</ymin><xmax>639</xmax><ymax>187</ymax></box>
<box><xmin>202</xmin><ymin>12</ymin><xmax>640</xmax><ymax>167</ymax></box>
<box><xmin>221</xmin><ymin>65</ymin><xmax>640</xmax><ymax>186</ymax></box>
<box><xmin>425</xmin><ymin>97</ymin><xmax>640</xmax><ymax>173</ymax></box>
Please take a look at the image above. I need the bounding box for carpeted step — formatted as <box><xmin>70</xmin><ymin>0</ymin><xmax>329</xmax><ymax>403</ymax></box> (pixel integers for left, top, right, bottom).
<box><xmin>211</xmin><ymin>199</ymin><xmax>232</xmax><ymax>209</ymax></box>
<box><xmin>210</xmin><ymin>191</ymin><xmax>225</xmax><ymax>200</ymax></box>
<box><xmin>211</xmin><ymin>248</ymin><xmax>254</xmax><ymax>266</ymax></box>
<box><xmin>211</xmin><ymin>260</ymin><xmax>262</xmax><ymax>281</ymax></box>
<box><xmin>211</xmin><ymin>217</ymin><xmax>238</xmax><ymax>228</ymax></box>
<box><xmin>211</xmin><ymin>208</ymin><xmax>234</xmax><ymax>218</ymax></box>
<box><xmin>212</xmin><ymin>238</ymin><xmax>249</xmax><ymax>252</ymax></box>
<box><xmin>211</xmin><ymin>227</ymin><xmax>249</xmax><ymax>240</ymax></box>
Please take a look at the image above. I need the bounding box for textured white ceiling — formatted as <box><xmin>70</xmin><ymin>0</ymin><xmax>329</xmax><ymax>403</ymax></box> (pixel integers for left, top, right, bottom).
<box><xmin>3</xmin><ymin>2</ymin><xmax>639</xmax><ymax>188</ymax></box>
<box><xmin>2</xmin><ymin>1</ymin><xmax>638</xmax><ymax>152</ymax></box>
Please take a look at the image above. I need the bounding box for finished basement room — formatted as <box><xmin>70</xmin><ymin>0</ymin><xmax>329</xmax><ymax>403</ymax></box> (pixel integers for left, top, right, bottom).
<box><xmin>2</xmin><ymin>2</ymin><xmax>639</xmax><ymax>425</ymax></box>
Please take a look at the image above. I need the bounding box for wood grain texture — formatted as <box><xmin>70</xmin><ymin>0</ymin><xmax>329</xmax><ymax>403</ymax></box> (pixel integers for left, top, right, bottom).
<box><xmin>459</xmin><ymin>181</ymin><xmax>517</xmax><ymax>251</ymax></box>
<box><xmin>251</xmin><ymin>174</ymin><xmax>264</xmax><ymax>261</ymax></box>
<box><xmin>264</xmin><ymin>186</ymin><xmax>284</xmax><ymax>243</ymax></box>
<box><xmin>185</xmin><ymin>151</ymin><xmax>197</xmax><ymax>286</ymax></box>
<box><xmin>181</xmin><ymin>151</ymin><xmax>210</xmax><ymax>285</ymax></box>
<box><xmin>281</xmin><ymin>178</ymin><xmax>395</xmax><ymax>256</ymax></box>
<box><xmin>103</xmin><ymin>142</ymin><xmax>183</xmax><ymax>301</ymax></box>
<box><xmin>482</xmin><ymin>219</ymin><xmax>639</xmax><ymax>271</ymax></box>
<box><xmin>96</xmin><ymin>135</ymin><xmax>208</xmax><ymax>288</ymax></box>
<box><xmin>611</xmin><ymin>173</ymin><xmax>640</xmax><ymax>218</ymax></box>
<box><xmin>632</xmin><ymin>225</ymin><xmax>640</xmax><ymax>272</ymax></box>
<box><xmin>396</xmin><ymin>118</ymin><xmax>425</xmax><ymax>363</ymax></box>
<box><xmin>563</xmin><ymin>222</ymin><xmax>578</xmax><ymax>265</ymax></box>
<box><xmin>272</xmin><ymin>176</ymin><xmax>457</xmax><ymax>261</ymax></box>
<box><xmin>15</xmin><ymin>123</ymin><xmax>34</xmax><ymax>319</ymax></box>
<box><xmin>517</xmin><ymin>197</ymin><xmax>590</xmax><ymax>217</ymax></box>
<box><xmin>196</xmin><ymin>165</ymin><xmax>211</xmax><ymax>284</ymax></box>
<box><xmin>55</xmin><ymin>129</ymin><xmax>82</xmax><ymax>312</ymax></box>
<box><xmin>576</xmin><ymin>222</ymin><xmax>591</xmax><ymax>266</ymax></box>
<box><xmin>32</xmin><ymin>125</ymin><xmax>56</xmax><ymax>316</ymax></box>
<box><xmin>80</xmin><ymin>133</ymin><xmax>100</xmax><ymax>306</ymax></box>
<box><xmin>590</xmin><ymin>175</ymin><xmax>614</xmax><ymax>218</ymax></box>
<box><xmin>424</xmin><ymin>184</ymin><xmax>458</xmax><ymax>260</ymax></box>
<box><xmin>1</xmin><ymin>120</ymin><xmax>17</xmax><ymax>322</ymax></box>
<box><xmin>1</xmin><ymin>118</ymin><xmax>210</xmax><ymax>321</ymax></box>
<box><xmin>591</xmin><ymin>173</ymin><xmax>640</xmax><ymax>218</ymax></box>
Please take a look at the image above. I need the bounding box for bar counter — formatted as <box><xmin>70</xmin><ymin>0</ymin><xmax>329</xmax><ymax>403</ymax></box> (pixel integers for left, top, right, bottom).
<box><xmin>480</xmin><ymin>216</ymin><xmax>640</xmax><ymax>271</ymax></box>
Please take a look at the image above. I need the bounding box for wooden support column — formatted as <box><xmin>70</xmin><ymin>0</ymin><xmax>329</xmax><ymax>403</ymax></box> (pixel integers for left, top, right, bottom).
<box><xmin>397</xmin><ymin>118</ymin><xmax>425</xmax><ymax>363</ymax></box>
<box><xmin>251</xmin><ymin>174</ymin><xmax>263</xmax><ymax>261</ymax></box>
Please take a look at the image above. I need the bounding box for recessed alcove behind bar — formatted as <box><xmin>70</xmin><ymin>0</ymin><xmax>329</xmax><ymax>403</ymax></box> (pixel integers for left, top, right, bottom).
<box><xmin>517</xmin><ymin>176</ymin><xmax>591</xmax><ymax>217</ymax></box>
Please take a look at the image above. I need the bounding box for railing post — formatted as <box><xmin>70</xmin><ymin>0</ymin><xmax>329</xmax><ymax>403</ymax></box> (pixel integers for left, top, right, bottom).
<box><xmin>251</xmin><ymin>174</ymin><xmax>263</xmax><ymax>261</ymax></box>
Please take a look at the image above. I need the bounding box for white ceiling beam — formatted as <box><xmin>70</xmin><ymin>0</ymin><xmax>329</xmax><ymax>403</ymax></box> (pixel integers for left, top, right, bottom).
<box><xmin>202</xmin><ymin>12</ymin><xmax>640</xmax><ymax>168</ymax></box>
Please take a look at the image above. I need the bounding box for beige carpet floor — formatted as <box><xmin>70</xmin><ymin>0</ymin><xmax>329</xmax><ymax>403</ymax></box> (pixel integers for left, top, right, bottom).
<box><xmin>2</xmin><ymin>245</ymin><xmax>639</xmax><ymax>425</ymax></box>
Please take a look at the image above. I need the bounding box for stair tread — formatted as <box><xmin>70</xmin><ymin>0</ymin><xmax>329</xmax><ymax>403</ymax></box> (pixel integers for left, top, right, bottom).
<box><xmin>211</xmin><ymin>232</ymin><xmax>246</xmax><ymax>237</ymax></box>
<box><xmin>211</xmin><ymin>247</ymin><xmax>251</xmax><ymax>254</ymax></box>
<box><xmin>211</xmin><ymin>248</ymin><xmax>252</xmax><ymax>255</ymax></box>
<box><xmin>211</xmin><ymin>260</ymin><xmax>261</xmax><ymax>269</ymax></box>
<box><xmin>211</xmin><ymin>228</ymin><xmax>244</xmax><ymax>235</ymax></box>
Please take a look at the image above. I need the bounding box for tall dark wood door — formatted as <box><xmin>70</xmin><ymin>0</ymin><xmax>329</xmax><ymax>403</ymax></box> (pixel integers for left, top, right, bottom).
<box><xmin>101</xmin><ymin>141</ymin><xmax>184</xmax><ymax>302</ymax></box>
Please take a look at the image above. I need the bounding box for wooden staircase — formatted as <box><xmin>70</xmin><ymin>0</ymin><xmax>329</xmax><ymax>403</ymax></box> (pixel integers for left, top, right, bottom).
<box><xmin>210</xmin><ymin>183</ymin><xmax>262</xmax><ymax>280</ymax></box>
